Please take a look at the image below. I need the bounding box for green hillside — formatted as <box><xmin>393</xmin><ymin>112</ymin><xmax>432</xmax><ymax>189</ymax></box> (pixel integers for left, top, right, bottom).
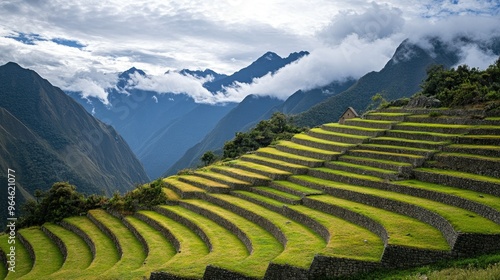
<box><xmin>2</xmin><ymin>105</ymin><xmax>500</xmax><ymax>279</ymax></box>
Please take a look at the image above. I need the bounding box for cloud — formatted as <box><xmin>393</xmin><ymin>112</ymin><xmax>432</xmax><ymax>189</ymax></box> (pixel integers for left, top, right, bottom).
<box><xmin>319</xmin><ymin>3</ymin><xmax>405</xmax><ymax>44</ymax></box>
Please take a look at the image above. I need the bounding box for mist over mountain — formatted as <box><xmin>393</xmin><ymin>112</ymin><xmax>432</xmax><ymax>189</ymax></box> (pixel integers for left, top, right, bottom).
<box><xmin>0</xmin><ymin>62</ymin><xmax>149</xmax><ymax>228</ymax></box>
<box><xmin>68</xmin><ymin>51</ymin><xmax>308</xmax><ymax>178</ymax></box>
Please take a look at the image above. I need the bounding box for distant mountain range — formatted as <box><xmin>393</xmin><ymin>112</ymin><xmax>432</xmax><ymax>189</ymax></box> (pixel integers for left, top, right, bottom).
<box><xmin>0</xmin><ymin>62</ymin><xmax>149</xmax><ymax>228</ymax></box>
<box><xmin>69</xmin><ymin>51</ymin><xmax>309</xmax><ymax>178</ymax></box>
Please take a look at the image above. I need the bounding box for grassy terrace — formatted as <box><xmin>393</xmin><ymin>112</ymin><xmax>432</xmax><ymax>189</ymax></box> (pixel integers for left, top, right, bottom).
<box><xmin>43</xmin><ymin>223</ymin><xmax>92</xmax><ymax>274</ymax></box>
<box><xmin>306</xmin><ymin>195</ymin><xmax>450</xmax><ymax>250</ymax></box>
<box><xmin>210</xmin><ymin>165</ymin><xmax>272</xmax><ymax>184</ymax></box>
<box><xmin>209</xmin><ymin>193</ymin><xmax>327</xmax><ymax>269</ymax></box>
<box><xmin>277</xmin><ymin>140</ymin><xmax>341</xmax><ymax>155</ymax></box>
<box><xmin>396</xmin><ymin>122</ymin><xmax>473</xmax><ymax>129</ymax></box>
<box><xmin>416</xmin><ymin>168</ymin><xmax>500</xmax><ymax>185</ymax></box>
<box><xmin>366</xmin><ymin>112</ymin><xmax>411</xmax><ymax>117</ymax></box>
<box><xmin>194</xmin><ymin>169</ymin><xmax>252</xmax><ymax>188</ymax></box>
<box><xmin>323</xmin><ymin>123</ymin><xmax>385</xmax><ymax>133</ymax></box>
<box><xmin>162</xmin><ymin>187</ymin><xmax>180</xmax><ymax>201</ymax></box>
<box><xmin>241</xmin><ymin>153</ymin><xmax>309</xmax><ymax>171</ymax></box>
<box><xmin>252</xmin><ymin>186</ymin><xmax>302</xmax><ymax>202</ymax></box>
<box><xmin>159</xmin><ymin>205</ymin><xmax>260</xmax><ymax>277</ymax></box>
<box><xmin>17</xmin><ymin>227</ymin><xmax>63</xmax><ymax>279</ymax></box>
<box><xmin>369</xmin><ymin>136</ymin><xmax>449</xmax><ymax>147</ymax></box>
<box><xmin>164</xmin><ymin>177</ymin><xmax>205</xmax><ymax>193</ymax></box>
<box><xmin>0</xmin><ymin>234</ymin><xmax>32</xmax><ymax>279</ymax></box>
<box><xmin>63</xmin><ymin>216</ymin><xmax>120</xmax><ymax>278</ymax></box>
<box><xmin>326</xmin><ymin>161</ymin><xmax>398</xmax><ymax>176</ymax></box>
<box><xmin>138</xmin><ymin>210</ymin><xmax>209</xmax><ymax>278</ymax></box>
<box><xmin>393</xmin><ymin>180</ymin><xmax>500</xmax><ymax>213</ymax></box>
<box><xmin>231</xmin><ymin>160</ymin><xmax>291</xmax><ymax>177</ymax></box>
<box><xmin>295</xmin><ymin>176</ymin><xmax>500</xmax><ymax>235</ymax></box>
<box><xmin>178</xmin><ymin>175</ymin><xmax>231</xmax><ymax>191</ymax></box>
<box><xmin>293</xmin><ymin>133</ymin><xmax>356</xmax><ymax>148</ymax></box>
<box><xmin>309</xmin><ymin>127</ymin><xmax>370</xmax><ymax>140</ymax></box>
<box><xmin>445</xmin><ymin>144</ymin><xmax>500</xmax><ymax>154</ymax></box>
<box><xmin>360</xmin><ymin>143</ymin><xmax>437</xmax><ymax>155</ymax></box>
<box><xmin>256</xmin><ymin>147</ymin><xmax>324</xmax><ymax>166</ymax></box>
<box><xmin>182</xmin><ymin>199</ymin><xmax>283</xmax><ymax>277</ymax></box>
<box><xmin>87</xmin><ymin>209</ymin><xmax>147</xmax><ymax>279</ymax></box>
<box><xmin>347</xmin><ymin>150</ymin><xmax>425</xmax><ymax>166</ymax></box>
<box><xmin>339</xmin><ymin>155</ymin><xmax>413</xmax><ymax>168</ymax></box>
<box><xmin>272</xmin><ymin>180</ymin><xmax>323</xmax><ymax>196</ymax></box>
<box><xmin>289</xmin><ymin>205</ymin><xmax>384</xmax><ymax>261</ymax></box>
<box><xmin>437</xmin><ymin>152</ymin><xmax>500</xmax><ymax>163</ymax></box>
<box><xmin>124</xmin><ymin>216</ymin><xmax>176</xmax><ymax>273</ymax></box>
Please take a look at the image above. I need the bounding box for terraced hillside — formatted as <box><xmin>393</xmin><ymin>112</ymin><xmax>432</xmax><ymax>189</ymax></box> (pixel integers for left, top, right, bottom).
<box><xmin>1</xmin><ymin>107</ymin><xmax>500</xmax><ymax>280</ymax></box>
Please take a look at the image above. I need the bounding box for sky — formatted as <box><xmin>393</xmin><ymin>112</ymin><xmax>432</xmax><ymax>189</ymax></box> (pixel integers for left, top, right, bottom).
<box><xmin>0</xmin><ymin>0</ymin><xmax>499</xmax><ymax>104</ymax></box>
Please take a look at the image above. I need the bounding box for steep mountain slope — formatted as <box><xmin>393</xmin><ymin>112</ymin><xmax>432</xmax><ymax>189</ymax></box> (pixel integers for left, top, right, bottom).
<box><xmin>137</xmin><ymin>102</ymin><xmax>236</xmax><ymax>179</ymax></box>
<box><xmin>0</xmin><ymin>62</ymin><xmax>149</xmax><ymax>198</ymax></box>
<box><xmin>294</xmin><ymin>38</ymin><xmax>500</xmax><ymax>127</ymax></box>
<box><xmin>166</xmin><ymin>95</ymin><xmax>283</xmax><ymax>175</ymax></box>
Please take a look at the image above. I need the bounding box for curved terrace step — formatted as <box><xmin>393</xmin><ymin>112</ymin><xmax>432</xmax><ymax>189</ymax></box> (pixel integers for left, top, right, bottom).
<box><xmin>230</xmin><ymin>160</ymin><xmax>292</xmax><ymax>180</ymax></box>
<box><xmin>194</xmin><ymin>170</ymin><xmax>252</xmax><ymax>189</ymax></box>
<box><xmin>324</xmin><ymin>161</ymin><xmax>402</xmax><ymax>180</ymax></box>
<box><xmin>177</xmin><ymin>175</ymin><xmax>232</xmax><ymax>193</ymax></box>
<box><xmin>455</xmin><ymin>135</ymin><xmax>500</xmax><ymax>145</ymax></box>
<box><xmin>292</xmin><ymin>133</ymin><xmax>355</xmax><ymax>152</ymax></box>
<box><xmin>87</xmin><ymin>209</ymin><xmax>147</xmax><ymax>277</ymax></box>
<box><xmin>363</xmin><ymin>112</ymin><xmax>410</xmax><ymax>121</ymax></box>
<box><xmin>61</xmin><ymin>216</ymin><xmax>120</xmax><ymax>276</ymax></box>
<box><xmin>346</xmin><ymin>149</ymin><xmax>426</xmax><ymax>166</ymax></box>
<box><xmin>393</xmin><ymin>122</ymin><xmax>472</xmax><ymax>134</ymax></box>
<box><xmin>137</xmin><ymin>210</ymin><xmax>209</xmax><ymax>279</ymax></box>
<box><xmin>210</xmin><ymin>165</ymin><xmax>272</xmax><ymax>186</ymax></box>
<box><xmin>338</xmin><ymin>155</ymin><xmax>413</xmax><ymax>174</ymax></box>
<box><xmin>368</xmin><ymin>136</ymin><xmax>448</xmax><ymax>150</ymax></box>
<box><xmin>358</xmin><ymin>143</ymin><xmax>437</xmax><ymax>157</ymax></box>
<box><xmin>270</xmin><ymin>180</ymin><xmax>323</xmax><ymax>197</ymax></box>
<box><xmin>250</xmin><ymin>186</ymin><xmax>302</xmax><ymax>205</ymax></box>
<box><xmin>433</xmin><ymin>152</ymin><xmax>500</xmax><ymax>178</ymax></box>
<box><xmin>41</xmin><ymin>223</ymin><xmax>92</xmax><ymax>276</ymax></box>
<box><xmin>414</xmin><ymin>168</ymin><xmax>500</xmax><ymax>197</ymax></box>
<box><xmin>204</xmin><ymin>193</ymin><xmax>327</xmax><ymax>274</ymax></box>
<box><xmin>180</xmin><ymin>199</ymin><xmax>283</xmax><ymax>279</ymax></box>
<box><xmin>344</xmin><ymin>118</ymin><xmax>397</xmax><ymax>130</ymax></box>
<box><xmin>240</xmin><ymin>153</ymin><xmax>309</xmax><ymax>175</ymax></box>
<box><xmin>443</xmin><ymin>144</ymin><xmax>500</xmax><ymax>158</ymax></box>
<box><xmin>321</xmin><ymin>123</ymin><xmax>386</xmax><ymax>137</ymax></box>
<box><xmin>385</xmin><ymin>129</ymin><xmax>459</xmax><ymax>142</ymax></box>
<box><xmin>17</xmin><ymin>227</ymin><xmax>64</xmax><ymax>279</ymax></box>
<box><xmin>308</xmin><ymin>127</ymin><xmax>369</xmax><ymax>144</ymax></box>
<box><xmin>255</xmin><ymin>147</ymin><xmax>324</xmax><ymax>168</ymax></box>
<box><xmin>0</xmin><ymin>233</ymin><xmax>33</xmax><ymax>279</ymax></box>
<box><xmin>275</xmin><ymin>140</ymin><xmax>341</xmax><ymax>161</ymax></box>
<box><xmin>163</xmin><ymin>177</ymin><xmax>205</xmax><ymax>199</ymax></box>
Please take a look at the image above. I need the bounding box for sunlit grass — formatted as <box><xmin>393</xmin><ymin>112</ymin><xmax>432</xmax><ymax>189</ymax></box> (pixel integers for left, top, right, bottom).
<box><xmin>277</xmin><ymin>140</ymin><xmax>341</xmax><ymax>155</ymax></box>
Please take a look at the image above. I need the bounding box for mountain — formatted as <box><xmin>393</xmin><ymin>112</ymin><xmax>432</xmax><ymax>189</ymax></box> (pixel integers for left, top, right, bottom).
<box><xmin>293</xmin><ymin>38</ymin><xmax>500</xmax><ymax>127</ymax></box>
<box><xmin>204</xmin><ymin>51</ymin><xmax>309</xmax><ymax>92</ymax></box>
<box><xmin>166</xmin><ymin>95</ymin><xmax>283</xmax><ymax>175</ymax></box>
<box><xmin>68</xmin><ymin>51</ymin><xmax>309</xmax><ymax>178</ymax></box>
<box><xmin>0</xmin><ymin>62</ymin><xmax>149</xmax><ymax>228</ymax></box>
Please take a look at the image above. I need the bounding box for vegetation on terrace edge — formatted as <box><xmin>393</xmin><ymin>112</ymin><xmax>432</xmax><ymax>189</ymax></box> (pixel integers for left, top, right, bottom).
<box><xmin>198</xmin><ymin>112</ymin><xmax>306</xmax><ymax>167</ymax></box>
<box><xmin>15</xmin><ymin>180</ymin><xmax>167</xmax><ymax>229</ymax></box>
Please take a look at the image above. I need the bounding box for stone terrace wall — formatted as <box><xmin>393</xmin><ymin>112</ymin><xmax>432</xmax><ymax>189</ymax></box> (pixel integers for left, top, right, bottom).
<box><xmin>203</xmin><ymin>265</ymin><xmax>258</xmax><ymax>280</ymax></box>
<box><xmin>107</xmin><ymin>210</ymin><xmax>149</xmax><ymax>258</ymax></box>
<box><xmin>87</xmin><ymin>212</ymin><xmax>123</xmax><ymax>258</ymax></box>
<box><xmin>134</xmin><ymin>212</ymin><xmax>181</xmax><ymax>252</ymax></box>
<box><xmin>263</xmin><ymin>263</ymin><xmax>309</xmax><ymax>280</ymax></box>
<box><xmin>41</xmin><ymin>225</ymin><xmax>67</xmax><ymax>262</ymax></box>
<box><xmin>59</xmin><ymin>220</ymin><xmax>96</xmax><ymax>259</ymax></box>
<box><xmin>308</xmin><ymin>255</ymin><xmax>382</xmax><ymax>279</ymax></box>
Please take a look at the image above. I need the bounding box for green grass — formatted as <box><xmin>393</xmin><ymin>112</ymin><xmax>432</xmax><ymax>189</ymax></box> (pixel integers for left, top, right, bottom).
<box><xmin>313</xmin><ymin>167</ymin><xmax>385</xmax><ymax>182</ymax></box>
<box><xmin>346</xmin><ymin>119</ymin><xmax>396</xmax><ymax>124</ymax></box>
<box><xmin>289</xmin><ymin>205</ymin><xmax>384</xmax><ymax>261</ymax></box>
<box><xmin>124</xmin><ymin>216</ymin><xmax>176</xmax><ymax>273</ymax></box>
<box><xmin>485</xmin><ymin>117</ymin><xmax>500</xmax><ymax>121</ymax></box>
<box><xmin>42</xmin><ymin>223</ymin><xmax>92</xmax><ymax>274</ymax></box>
<box><xmin>272</xmin><ymin>180</ymin><xmax>323</xmax><ymax>196</ymax></box>
<box><xmin>64</xmin><ymin>216</ymin><xmax>120</xmax><ymax>277</ymax></box>
<box><xmin>340</xmin><ymin>155</ymin><xmax>413</xmax><ymax>167</ymax></box>
<box><xmin>163</xmin><ymin>177</ymin><xmax>205</xmax><ymax>192</ymax></box>
<box><xmin>233</xmin><ymin>190</ymin><xmax>286</xmax><ymax>208</ymax></box>
<box><xmin>210</xmin><ymin>165</ymin><xmax>271</xmax><ymax>180</ymax></box>
<box><xmin>162</xmin><ymin>187</ymin><xmax>180</xmax><ymax>200</ymax></box>
<box><xmin>307</xmin><ymin>195</ymin><xmax>450</xmax><ymax>250</ymax></box>
<box><xmin>323</xmin><ymin>123</ymin><xmax>385</xmax><ymax>132</ymax></box>
<box><xmin>417</xmin><ymin>168</ymin><xmax>500</xmax><ymax>184</ymax></box>
<box><xmin>194</xmin><ymin>170</ymin><xmax>252</xmax><ymax>186</ymax></box>
<box><xmin>254</xmin><ymin>187</ymin><xmax>302</xmax><ymax>201</ymax></box>
<box><xmin>17</xmin><ymin>227</ymin><xmax>64</xmax><ymax>278</ymax></box>
<box><xmin>277</xmin><ymin>140</ymin><xmax>342</xmax><ymax>156</ymax></box>
<box><xmin>361</xmin><ymin>143</ymin><xmax>436</xmax><ymax>153</ymax></box>
<box><xmin>309</xmin><ymin>127</ymin><xmax>369</xmax><ymax>140</ymax></box>
<box><xmin>0</xmin><ymin>233</ymin><xmax>33</xmax><ymax>279</ymax></box>
<box><xmin>138</xmin><ymin>210</ymin><xmax>209</xmax><ymax>278</ymax></box>
<box><xmin>461</xmin><ymin>135</ymin><xmax>500</xmax><ymax>139</ymax></box>
<box><xmin>366</xmin><ymin>112</ymin><xmax>411</xmax><ymax>117</ymax></box>
<box><xmin>349</xmin><ymin>149</ymin><xmax>425</xmax><ymax>160</ymax></box>
<box><xmin>179</xmin><ymin>175</ymin><xmax>230</xmax><ymax>188</ymax></box>
<box><xmin>370</xmin><ymin>136</ymin><xmax>449</xmax><ymax>146</ymax></box>
<box><xmin>397</xmin><ymin>122</ymin><xmax>473</xmax><ymax>129</ymax></box>
<box><xmin>87</xmin><ymin>209</ymin><xmax>147</xmax><ymax>279</ymax></box>
<box><xmin>446</xmin><ymin>144</ymin><xmax>500</xmax><ymax>152</ymax></box>
<box><xmin>293</xmin><ymin>133</ymin><xmax>355</xmax><ymax>147</ymax></box>
<box><xmin>232</xmin><ymin>160</ymin><xmax>291</xmax><ymax>176</ymax></box>
<box><xmin>210</xmin><ymin>193</ymin><xmax>327</xmax><ymax>269</ymax></box>
<box><xmin>297</xmin><ymin>176</ymin><xmax>500</xmax><ymax>234</ymax></box>
<box><xmin>257</xmin><ymin>147</ymin><xmax>324</xmax><ymax>164</ymax></box>
<box><xmin>327</xmin><ymin>161</ymin><xmax>398</xmax><ymax>175</ymax></box>
<box><xmin>389</xmin><ymin>130</ymin><xmax>462</xmax><ymax>138</ymax></box>
<box><xmin>437</xmin><ymin>152</ymin><xmax>500</xmax><ymax>162</ymax></box>
<box><xmin>182</xmin><ymin>199</ymin><xmax>283</xmax><ymax>278</ymax></box>
<box><xmin>241</xmin><ymin>153</ymin><xmax>308</xmax><ymax>169</ymax></box>
<box><xmin>394</xmin><ymin>180</ymin><xmax>500</xmax><ymax>212</ymax></box>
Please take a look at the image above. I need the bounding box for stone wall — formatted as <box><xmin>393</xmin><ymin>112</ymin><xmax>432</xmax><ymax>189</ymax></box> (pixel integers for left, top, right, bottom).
<box><xmin>0</xmin><ymin>247</ymin><xmax>7</xmax><ymax>270</ymax></box>
<box><xmin>59</xmin><ymin>220</ymin><xmax>96</xmax><ymax>259</ymax></box>
<box><xmin>154</xmin><ymin>206</ymin><xmax>212</xmax><ymax>252</ymax></box>
<box><xmin>413</xmin><ymin>170</ymin><xmax>500</xmax><ymax>196</ymax></box>
<box><xmin>87</xmin><ymin>212</ymin><xmax>123</xmax><ymax>258</ymax></box>
<box><xmin>179</xmin><ymin>201</ymin><xmax>253</xmax><ymax>254</ymax></box>
<box><xmin>308</xmin><ymin>255</ymin><xmax>382</xmax><ymax>279</ymax></box>
<box><xmin>41</xmin><ymin>225</ymin><xmax>67</xmax><ymax>262</ymax></box>
<box><xmin>150</xmin><ymin>271</ymin><xmax>198</xmax><ymax>280</ymax></box>
<box><xmin>435</xmin><ymin>154</ymin><xmax>500</xmax><ymax>178</ymax></box>
<box><xmin>16</xmin><ymin>232</ymin><xmax>35</xmax><ymax>267</ymax></box>
<box><xmin>263</xmin><ymin>263</ymin><xmax>308</xmax><ymax>280</ymax></box>
<box><xmin>107</xmin><ymin>210</ymin><xmax>149</xmax><ymax>258</ymax></box>
<box><xmin>134</xmin><ymin>212</ymin><xmax>181</xmax><ymax>252</ymax></box>
<box><xmin>203</xmin><ymin>265</ymin><xmax>258</xmax><ymax>280</ymax></box>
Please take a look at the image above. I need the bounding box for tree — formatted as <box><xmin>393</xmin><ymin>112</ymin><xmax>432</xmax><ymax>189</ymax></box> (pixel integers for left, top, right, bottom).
<box><xmin>201</xmin><ymin>151</ymin><xmax>217</xmax><ymax>166</ymax></box>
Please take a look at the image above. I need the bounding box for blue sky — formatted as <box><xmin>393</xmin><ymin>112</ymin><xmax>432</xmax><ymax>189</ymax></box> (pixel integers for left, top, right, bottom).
<box><xmin>0</xmin><ymin>0</ymin><xmax>499</xmax><ymax>103</ymax></box>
